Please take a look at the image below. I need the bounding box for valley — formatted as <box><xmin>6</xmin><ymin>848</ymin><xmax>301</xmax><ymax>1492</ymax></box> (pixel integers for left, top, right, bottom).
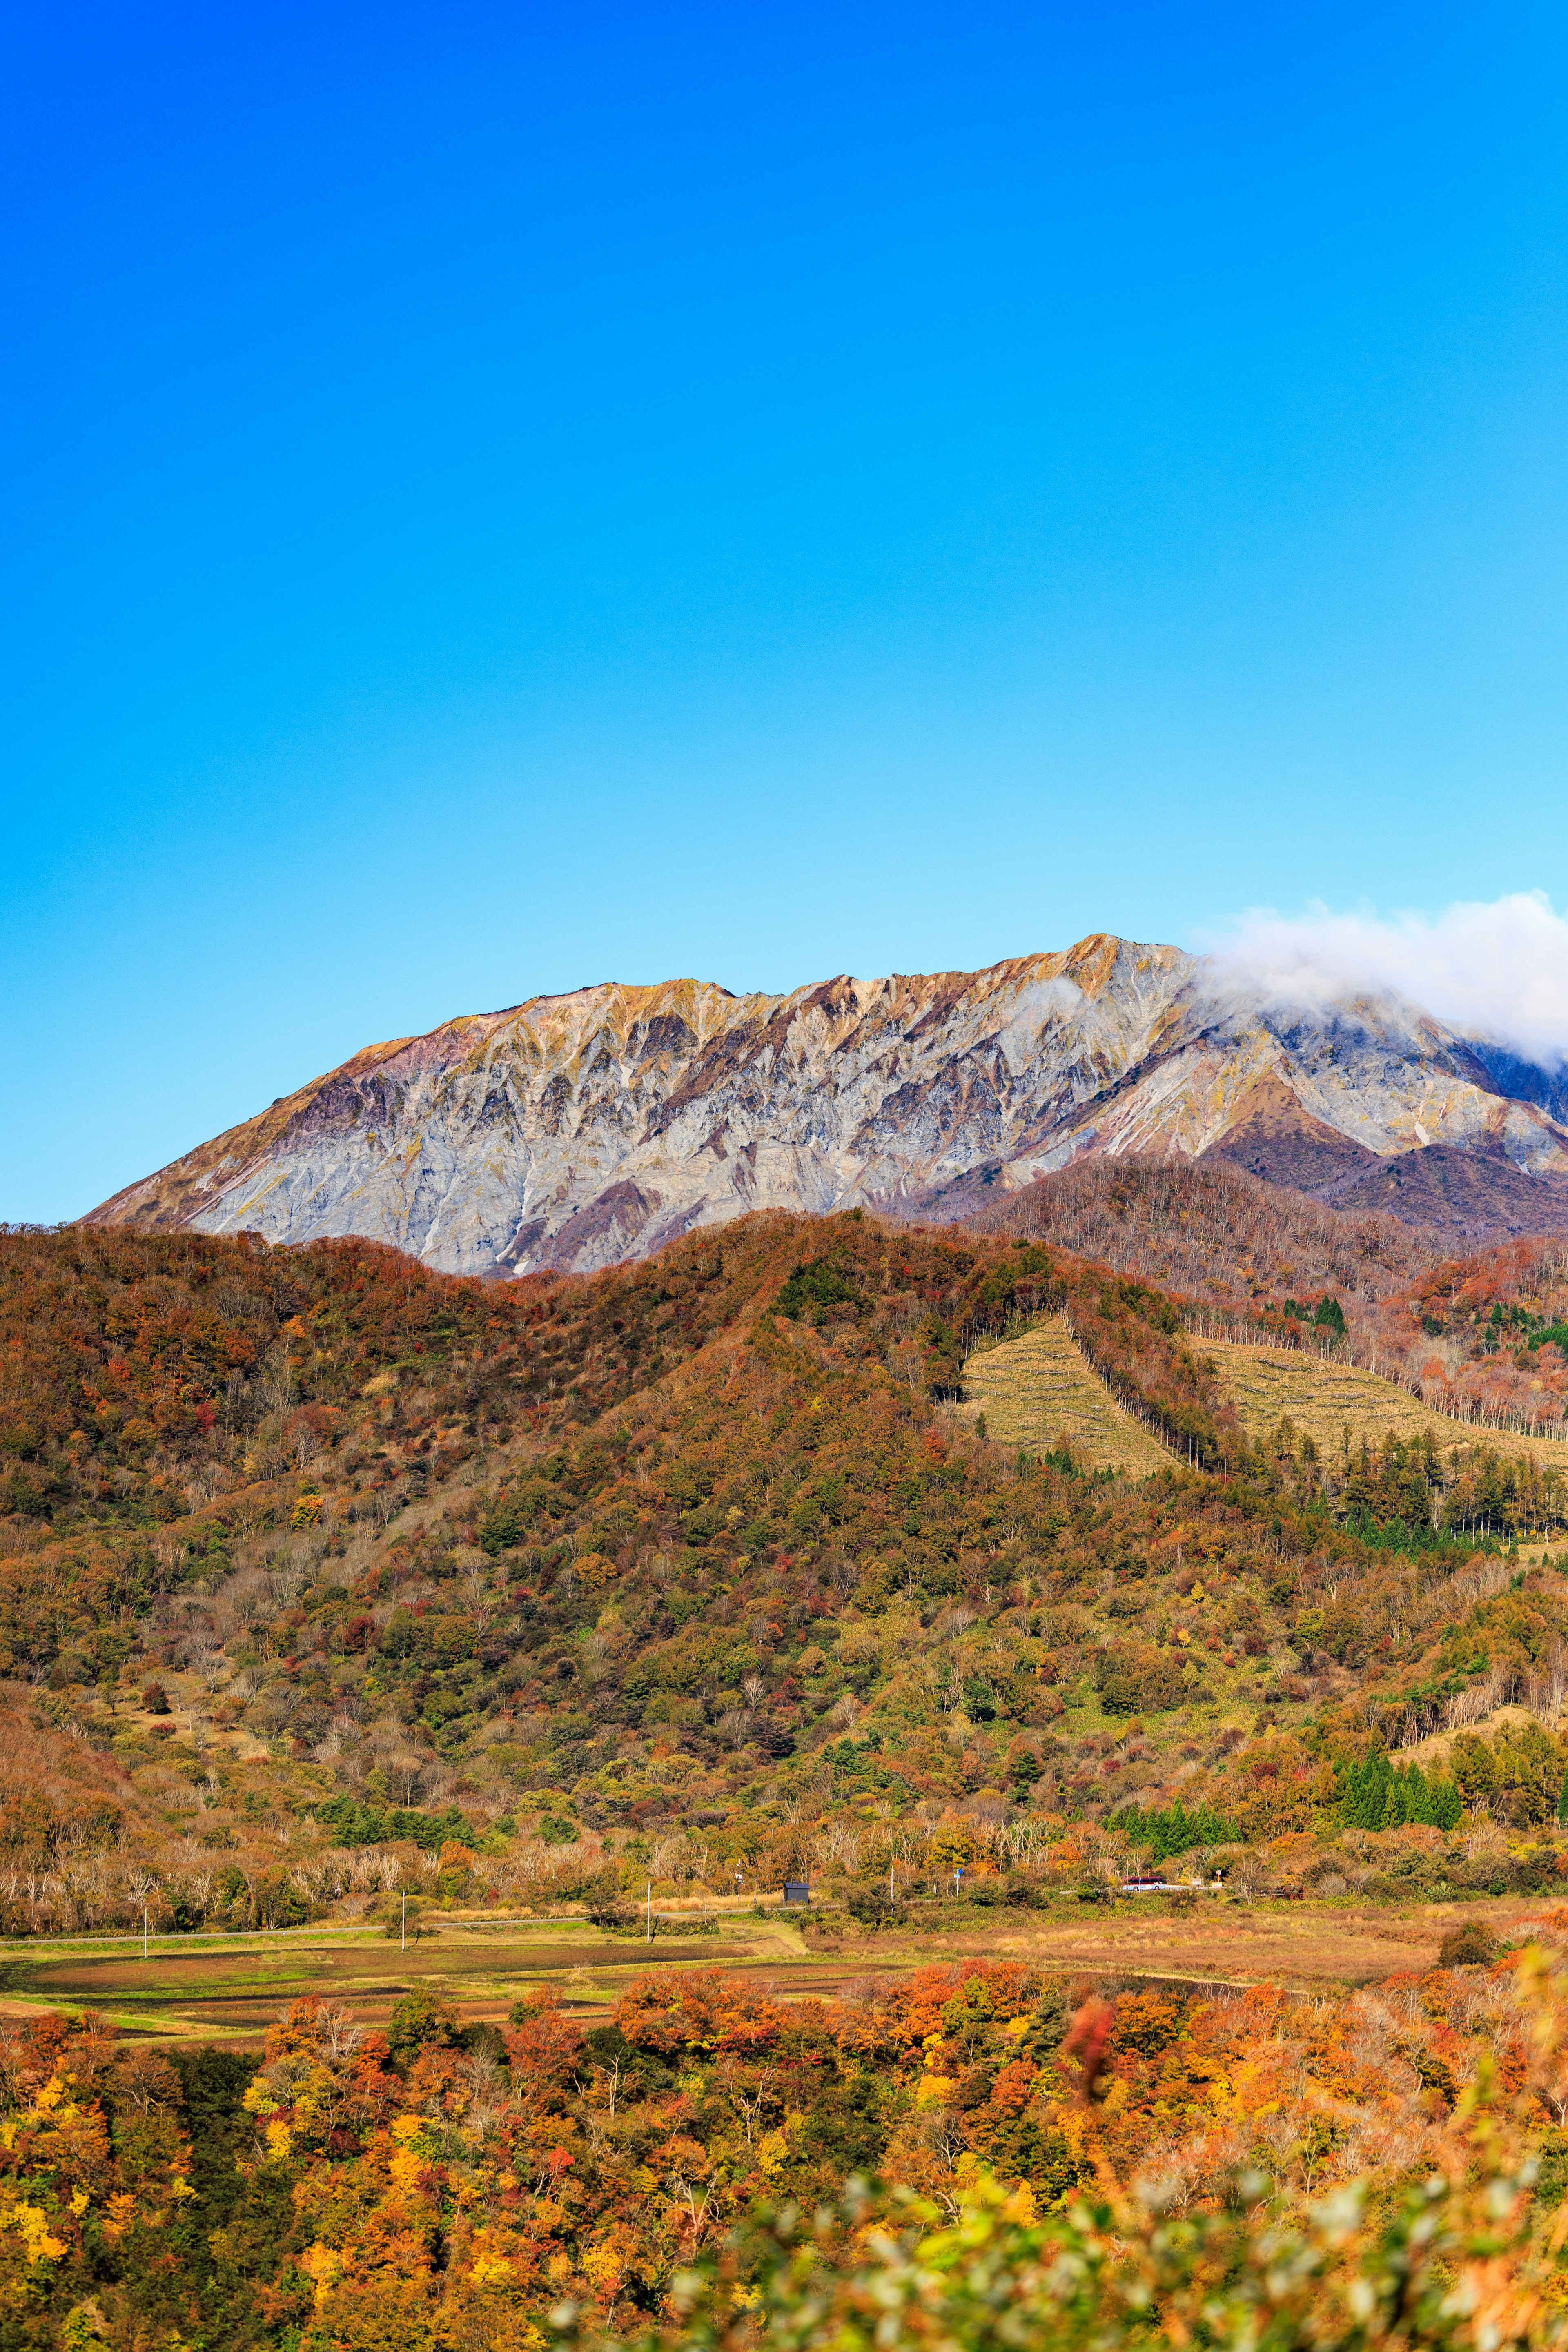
<box><xmin>2</xmin><ymin>1884</ymin><xmax>1559</xmax><ymax>2051</ymax></box>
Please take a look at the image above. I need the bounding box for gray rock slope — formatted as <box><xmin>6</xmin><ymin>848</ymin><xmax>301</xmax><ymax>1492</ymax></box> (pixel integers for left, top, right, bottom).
<box><xmin>84</xmin><ymin>934</ymin><xmax>1568</xmax><ymax>1275</ymax></box>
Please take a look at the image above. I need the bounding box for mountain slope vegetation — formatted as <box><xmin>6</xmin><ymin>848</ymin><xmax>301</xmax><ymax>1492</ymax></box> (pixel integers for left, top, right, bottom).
<box><xmin>981</xmin><ymin>1161</ymin><xmax>1568</xmax><ymax>1442</ymax></box>
<box><xmin>11</xmin><ymin>1214</ymin><xmax>1568</xmax><ymax>2345</ymax></box>
<box><xmin>3</xmin><ymin>1211</ymin><xmax>1568</xmax><ymax>1946</ymax></box>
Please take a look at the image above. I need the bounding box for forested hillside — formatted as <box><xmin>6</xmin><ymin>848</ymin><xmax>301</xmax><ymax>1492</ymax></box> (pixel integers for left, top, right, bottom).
<box><xmin>2</xmin><ymin>1210</ymin><xmax>1568</xmax><ymax>1944</ymax></box>
<box><xmin>983</xmin><ymin>1162</ymin><xmax>1568</xmax><ymax>1443</ymax></box>
<box><xmin>972</xmin><ymin>1158</ymin><xmax>1431</xmax><ymax>1304</ymax></box>
<box><xmin>9</xmin><ymin>1214</ymin><xmax>1568</xmax><ymax>2344</ymax></box>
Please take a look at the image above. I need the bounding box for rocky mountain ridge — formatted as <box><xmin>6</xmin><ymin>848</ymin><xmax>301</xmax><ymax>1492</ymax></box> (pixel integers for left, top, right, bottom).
<box><xmin>85</xmin><ymin>933</ymin><xmax>1568</xmax><ymax>1272</ymax></box>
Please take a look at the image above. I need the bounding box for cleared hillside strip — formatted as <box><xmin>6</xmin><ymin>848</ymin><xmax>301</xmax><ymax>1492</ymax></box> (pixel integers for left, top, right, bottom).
<box><xmin>1201</xmin><ymin>1336</ymin><xmax>1568</xmax><ymax>1472</ymax></box>
<box><xmin>960</xmin><ymin>1316</ymin><xmax>1172</xmax><ymax>1474</ymax></box>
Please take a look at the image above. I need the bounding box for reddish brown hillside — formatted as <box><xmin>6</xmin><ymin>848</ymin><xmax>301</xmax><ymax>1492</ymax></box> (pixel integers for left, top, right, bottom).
<box><xmin>968</xmin><ymin>1157</ymin><xmax>1432</xmax><ymax>1305</ymax></box>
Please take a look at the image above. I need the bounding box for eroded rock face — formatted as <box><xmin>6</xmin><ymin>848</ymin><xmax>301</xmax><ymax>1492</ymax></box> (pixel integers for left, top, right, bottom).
<box><xmin>82</xmin><ymin>934</ymin><xmax>1568</xmax><ymax>1273</ymax></box>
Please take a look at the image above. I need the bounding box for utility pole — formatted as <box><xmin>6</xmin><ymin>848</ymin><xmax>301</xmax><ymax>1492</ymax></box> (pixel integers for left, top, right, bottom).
<box><xmin>401</xmin><ymin>1892</ymin><xmax>406</xmax><ymax>1953</ymax></box>
<box><xmin>646</xmin><ymin>1881</ymin><xmax>653</xmax><ymax>1944</ymax></box>
<box><xmin>143</xmin><ymin>1906</ymin><xmax>148</xmax><ymax>1960</ymax></box>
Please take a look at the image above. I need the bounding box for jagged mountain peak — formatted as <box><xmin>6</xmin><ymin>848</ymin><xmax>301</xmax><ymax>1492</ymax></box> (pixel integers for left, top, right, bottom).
<box><xmin>83</xmin><ymin>934</ymin><xmax>1568</xmax><ymax>1270</ymax></box>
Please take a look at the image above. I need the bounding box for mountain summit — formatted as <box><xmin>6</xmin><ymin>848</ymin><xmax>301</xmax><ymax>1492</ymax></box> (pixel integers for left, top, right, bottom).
<box><xmin>84</xmin><ymin>935</ymin><xmax>1568</xmax><ymax>1271</ymax></box>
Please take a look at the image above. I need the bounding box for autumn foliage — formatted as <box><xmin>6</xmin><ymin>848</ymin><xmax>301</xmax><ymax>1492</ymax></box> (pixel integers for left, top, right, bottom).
<box><xmin>13</xmin><ymin>1944</ymin><xmax>1568</xmax><ymax>2346</ymax></box>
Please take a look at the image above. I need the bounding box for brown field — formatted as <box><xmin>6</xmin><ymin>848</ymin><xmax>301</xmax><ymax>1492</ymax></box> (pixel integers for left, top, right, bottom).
<box><xmin>960</xmin><ymin>1319</ymin><xmax>1171</xmax><ymax>1475</ymax></box>
<box><xmin>4</xmin><ymin>1893</ymin><xmax>1561</xmax><ymax>2048</ymax></box>
<box><xmin>1202</xmin><ymin>1338</ymin><xmax>1568</xmax><ymax>1473</ymax></box>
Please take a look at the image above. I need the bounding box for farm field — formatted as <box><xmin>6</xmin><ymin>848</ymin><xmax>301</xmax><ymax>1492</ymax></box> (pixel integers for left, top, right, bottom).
<box><xmin>960</xmin><ymin>1318</ymin><xmax>1171</xmax><ymax>1473</ymax></box>
<box><xmin>2</xmin><ymin>1893</ymin><xmax>1558</xmax><ymax>2047</ymax></box>
<box><xmin>1201</xmin><ymin>1337</ymin><xmax>1568</xmax><ymax>1470</ymax></box>
<box><xmin>0</xmin><ymin>1917</ymin><xmax>786</xmax><ymax>2047</ymax></box>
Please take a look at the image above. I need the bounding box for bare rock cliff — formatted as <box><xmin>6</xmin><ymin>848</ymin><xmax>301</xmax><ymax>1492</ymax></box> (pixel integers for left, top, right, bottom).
<box><xmin>84</xmin><ymin>935</ymin><xmax>1568</xmax><ymax>1273</ymax></box>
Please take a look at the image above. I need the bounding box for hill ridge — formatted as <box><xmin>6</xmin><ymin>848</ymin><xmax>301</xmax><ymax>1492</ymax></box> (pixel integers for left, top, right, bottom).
<box><xmin>82</xmin><ymin>937</ymin><xmax>1568</xmax><ymax>1272</ymax></box>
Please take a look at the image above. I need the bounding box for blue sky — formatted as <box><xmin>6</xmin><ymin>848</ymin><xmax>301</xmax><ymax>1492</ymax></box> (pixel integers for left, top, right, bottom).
<box><xmin>4</xmin><ymin>1</ymin><xmax>1567</xmax><ymax>1220</ymax></box>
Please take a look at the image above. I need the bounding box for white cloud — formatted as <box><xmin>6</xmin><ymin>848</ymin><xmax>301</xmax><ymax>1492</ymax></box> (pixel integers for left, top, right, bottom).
<box><xmin>1198</xmin><ymin>892</ymin><xmax>1568</xmax><ymax>1066</ymax></box>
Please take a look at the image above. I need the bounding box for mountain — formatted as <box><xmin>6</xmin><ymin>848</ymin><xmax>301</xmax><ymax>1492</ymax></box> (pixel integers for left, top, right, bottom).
<box><xmin>84</xmin><ymin>935</ymin><xmax>1568</xmax><ymax>1271</ymax></box>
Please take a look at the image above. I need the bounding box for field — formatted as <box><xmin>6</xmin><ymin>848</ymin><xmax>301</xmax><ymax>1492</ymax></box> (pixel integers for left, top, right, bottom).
<box><xmin>960</xmin><ymin>1318</ymin><xmax>1172</xmax><ymax>1473</ymax></box>
<box><xmin>1201</xmin><ymin>1337</ymin><xmax>1568</xmax><ymax>1471</ymax></box>
<box><xmin>3</xmin><ymin>1891</ymin><xmax>1559</xmax><ymax>2049</ymax></box>
<box><xmin>0</xmin><ymin>1913</ymin><xmax>802</xmax><ymax>2048</ymax></box>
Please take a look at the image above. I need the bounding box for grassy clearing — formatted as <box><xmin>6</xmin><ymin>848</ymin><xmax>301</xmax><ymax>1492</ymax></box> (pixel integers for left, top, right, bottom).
<box><xmin>1202</xmin><ymin>1338</ymin><xmax>1568</xmax><ymax>1470</ymax></box>
<box><xmin>960</xmin><ymin>1318</ymin><xmax>1172</xmax><ymax>1474</ymax></box>
<box><xmin>790</xmin><ymin>1892</ymin><xmax>1568</xmax><ymax>1998</ymax></box>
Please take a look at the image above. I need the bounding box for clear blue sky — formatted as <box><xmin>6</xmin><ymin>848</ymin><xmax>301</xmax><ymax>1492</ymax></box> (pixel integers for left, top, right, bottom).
<box><xmin>4</xmin><ymin>2</ymin><xmax>1566</xmax><ymax>1221</ymax></box>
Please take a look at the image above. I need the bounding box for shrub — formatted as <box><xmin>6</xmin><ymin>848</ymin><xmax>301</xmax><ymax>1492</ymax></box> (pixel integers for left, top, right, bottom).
<box><xmin>381</xmin><ymin>1898</ymin><xmax>433</xmax><ymax>1942</ymax></box>
<box><xmin>387</xmin><ymin>1985</ymin><xmax>462</xmax><ymax>2063</ymax></box>
<box><xmin>585</xmin><ymin>1881</ymin><xmax>635</xmax><ymax>1931</ymax></box>
<box><xmin>846</xmin><ymin>1887</ymin><xmax>903</xmax><ymax>1931</ymax></box>
<box><xmin>1094</xmin><ymin>1642</ymin><xmax>1186</xmax><ymax>1717</ymax></box>
<box><xmin>631</xmin><ymin>2138</ymin><xmax>1552</xmax><ymax>2352</ymax></box>
<box><xmin>1438</xmin><ymin>1917</ymin><xmax>1498</xmax><ymax>1967</ymax></box>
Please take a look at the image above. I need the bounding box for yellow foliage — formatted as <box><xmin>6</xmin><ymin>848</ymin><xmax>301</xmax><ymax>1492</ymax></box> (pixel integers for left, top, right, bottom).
<box><xmin>2</xmin><ymin>2200</ymin><xmax>67</xmax><ymax>2265</ymax></box>
<box><xmin>581</xmin><ymin>2238</ymin><xmax>627</xmax><ymax>2290</ymax></box>
<box><xmin>299</xmin><ymin>2241</ymin><xmax>344</xmax><ymax>2300</ymax></box>
<box><xmin>469</xmin><ymin>2249</ymin><xmax>514</xmax><ymax>2287</ymax></box>
<box><xmin>98</xmin><ymin>2194</ymin><xmax>137</xmax><ymax>2247</ymax></box>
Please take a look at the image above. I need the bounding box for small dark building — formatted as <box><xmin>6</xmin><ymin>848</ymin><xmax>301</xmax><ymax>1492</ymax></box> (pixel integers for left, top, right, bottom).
<box><xmin>782</xmin><ymin>1880</ymin><xmax>811</xmax><ymax>1905</ymax></box>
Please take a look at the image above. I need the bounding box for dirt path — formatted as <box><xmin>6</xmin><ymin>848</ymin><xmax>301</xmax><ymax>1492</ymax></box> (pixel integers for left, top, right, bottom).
<box><xmin>960</xmin><ymin>1319</ymin><xmax>1171</xmax><ymax>1474</ymax></box>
